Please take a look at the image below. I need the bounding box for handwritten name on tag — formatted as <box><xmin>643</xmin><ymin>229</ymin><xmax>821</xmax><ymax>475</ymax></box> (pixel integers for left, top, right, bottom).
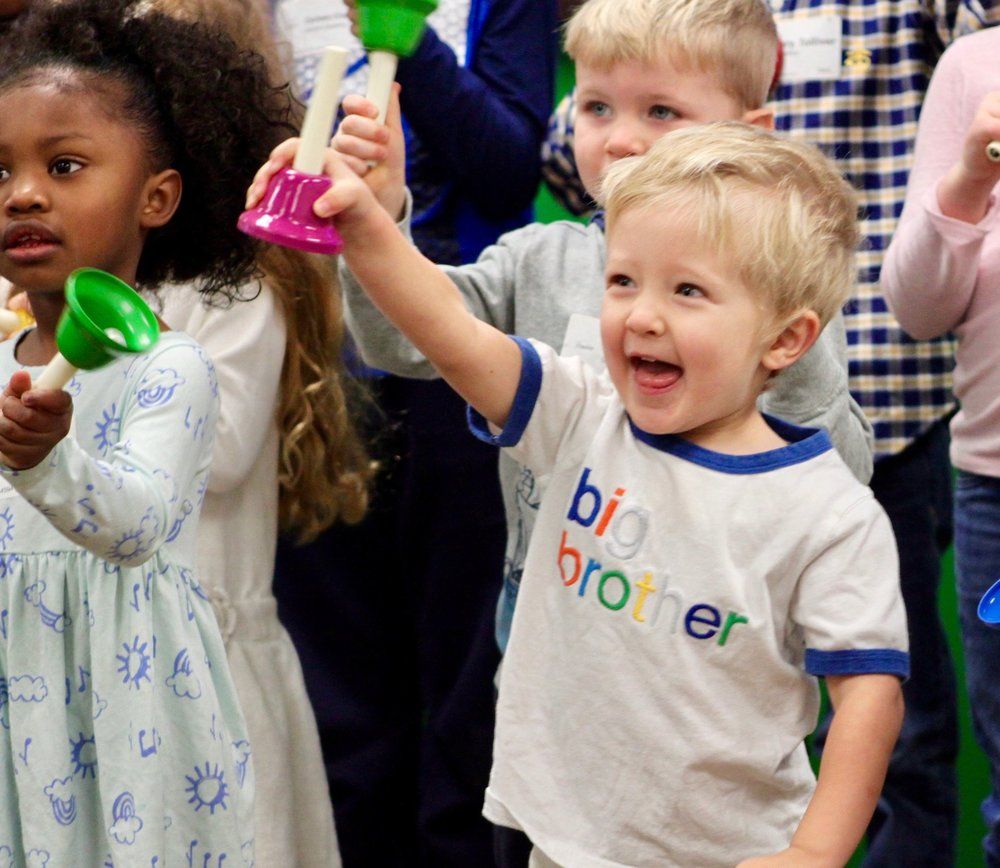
<box><xmin>777</xmin><ymin>16</ymin><xmax>843</xmax><ymax>84</ymax></box>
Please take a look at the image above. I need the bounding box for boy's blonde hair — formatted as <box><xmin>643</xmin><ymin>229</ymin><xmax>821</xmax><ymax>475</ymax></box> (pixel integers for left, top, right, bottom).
<box><xmin>565</xmin><ymin>0</ymin><xmax>778</xmax><ymax>110</ymax></box>
<box><xmin>601</xmin><ymin>123</ymin><xmax>860</xmax><ymax>328</ymax></box>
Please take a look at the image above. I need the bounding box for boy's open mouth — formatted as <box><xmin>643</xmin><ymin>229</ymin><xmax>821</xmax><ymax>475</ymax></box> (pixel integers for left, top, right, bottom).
<box><xmin>1</xmin><ymin>221</ymin><xmax>60</xmax><ymax>263</ymax></box>
<box><xmin>630</xmin><ymin>355</ymin><xmax>682</xmax><ymax>391</ymax></box>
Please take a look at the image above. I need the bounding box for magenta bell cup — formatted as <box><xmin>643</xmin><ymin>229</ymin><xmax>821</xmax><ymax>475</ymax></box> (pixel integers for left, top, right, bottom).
<box><xmin>238</xmin><ymin>168</ymin><xmax>342</xmax><ymax>255</ymax></box>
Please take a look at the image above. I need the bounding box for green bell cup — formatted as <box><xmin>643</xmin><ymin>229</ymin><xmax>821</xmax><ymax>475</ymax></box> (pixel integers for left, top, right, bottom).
<box><xmin>57</xmin><ymin>268</ymin><xmax>160</xmax><ymax>370</ymax></box>
<box><xmin>356</xmin><ymin>0</ymin><xmax>438</xmax><ymax>56</ymax></box>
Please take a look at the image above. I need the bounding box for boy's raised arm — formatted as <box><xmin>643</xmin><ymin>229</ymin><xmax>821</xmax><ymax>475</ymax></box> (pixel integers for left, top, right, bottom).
<box><xmin>333</xmin><ymin>87</ymin><xmax>527</xmax><ymax>379</ymax></box>
<box><xmin>254</xmin><ymin>145</ymin><xmax>523</xmax><ymax>429</ymax></box>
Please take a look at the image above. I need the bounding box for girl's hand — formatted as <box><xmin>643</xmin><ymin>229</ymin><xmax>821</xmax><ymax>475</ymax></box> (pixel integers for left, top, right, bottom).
<box><xmin>333</xmin><ymin>85</ymin><xmax>408</xmax><ymax>220</ymax></box>
<box><xmin>958</xmin><ymin>92</ymin><xmax>1000</xmax><ymax>187</ymax></box>
<box><xmin>0</xmin><ymin>370</ymin><xmax>72</xmax><ymax>469</ymax></box>
<box><xmin>937</xmin><ymin>91</ymin><xmax>1000</xmax><ymax>223</ymax></box>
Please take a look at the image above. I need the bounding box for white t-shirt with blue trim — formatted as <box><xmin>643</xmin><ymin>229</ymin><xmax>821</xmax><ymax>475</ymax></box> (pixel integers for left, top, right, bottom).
<box><xmin>472</xmin><ymin>339</ymin><xmax>907</xmax><ymax>868</ymax></box>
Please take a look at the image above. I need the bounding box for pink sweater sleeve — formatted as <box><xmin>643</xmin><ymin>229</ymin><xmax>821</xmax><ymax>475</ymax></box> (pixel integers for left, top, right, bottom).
<box><xmin>881</xmin><ymin>36</ymin><xmax>1000</xmax><ymax>340</ymax></box>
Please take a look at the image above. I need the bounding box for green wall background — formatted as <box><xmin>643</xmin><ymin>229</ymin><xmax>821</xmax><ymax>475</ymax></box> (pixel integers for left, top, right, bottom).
<box><xmin>531</xmin><ymin>57</ymin><xmax>990</xmax><ymax>866</ymax></box>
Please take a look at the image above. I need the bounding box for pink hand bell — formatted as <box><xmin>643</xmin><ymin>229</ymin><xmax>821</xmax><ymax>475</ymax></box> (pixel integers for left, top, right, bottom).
<box><xmin>238</xmin><ymin>46</ymin><xmax>349</xmax><ymax>255</ymax></box>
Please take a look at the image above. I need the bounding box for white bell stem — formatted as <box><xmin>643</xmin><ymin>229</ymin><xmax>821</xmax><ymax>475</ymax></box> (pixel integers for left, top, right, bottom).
<box><xmin>366</xmin><ymin>50</ymin><xmax>399</xmax><ymax>125</ymax></box>
<box><xmin>33</xmin><ymin>352</ymin><xmax>78</xmax><ymax>391</ymax></box>
<box><xmin>987</xmin><ymin>140</ymin><xmax>1000</xmax><ymax>163</ymax></box>
<box><xmin>293</xmin><ymin>46</ymin><xmax>350</xmax><ymax>176</ymax></box>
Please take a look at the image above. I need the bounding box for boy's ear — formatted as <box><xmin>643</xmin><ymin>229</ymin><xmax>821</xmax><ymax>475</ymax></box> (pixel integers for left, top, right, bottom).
<box><xmin>761</xmin><ymin>309</ymin><xmax>821</xmax><ymax>373</ymax></box>
<box><xmin>742</xmin><ymin>107</ymin><xmax>774</xmax><ymax>131</ymax></box>
<box><xmin>139</xmin><ymin>169</ymin><xmax>182</xmax><ymax>229</ymax></box>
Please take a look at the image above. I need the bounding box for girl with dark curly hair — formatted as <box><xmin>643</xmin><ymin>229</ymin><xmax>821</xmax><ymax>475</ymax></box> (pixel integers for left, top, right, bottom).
<box><xmin>0</xmin><ymin>0</ymin><xmax>301</xmax><ymax>862</ymax></box>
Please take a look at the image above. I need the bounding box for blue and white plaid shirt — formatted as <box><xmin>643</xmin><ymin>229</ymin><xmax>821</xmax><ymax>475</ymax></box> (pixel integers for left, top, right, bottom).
<box><xmin>541</xmin><ymin>0</ymin><xmax>999</xmax><ymax>458</ymax></box>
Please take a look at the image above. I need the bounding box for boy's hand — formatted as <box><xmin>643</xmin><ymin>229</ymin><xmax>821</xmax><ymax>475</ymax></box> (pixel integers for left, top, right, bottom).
<box><xmin>246</xmin><ymin>139</ymin><xmax>376</xmax><ymax>225</ymax></box>
<box><xmin>308</xmin><ymin>149</ymin><xmax>384</xmax><ymax>228</ymax></box>
<box><xmin>0</xmin><ymin>370</ymin><xmax>72</xmax><ymax>469</ymax></box>
<box><xmin>245</xmin><ymin>88</ymin><xmax>406</xmax><ymax>223</ymax></box>
<box><xmin>333</xmin><ymin>85</ymin><xmax>408</xmax><ymax>221</ymax></box>
<box><xmin>245</xmin><ymin>136</ymin><xmax>301</xmax><ymax>210</ymax></box>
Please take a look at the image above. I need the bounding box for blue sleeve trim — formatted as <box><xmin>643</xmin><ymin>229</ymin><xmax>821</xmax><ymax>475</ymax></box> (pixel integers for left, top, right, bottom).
<box><xmin>805</xmin><ymin>648</ymin><xmax>910</xmax><ymax>679</ymax></box>
<box><xmin>467</xmin><ymin>336</ymin><xmax>542</xmax><ymax>447</ymax></box>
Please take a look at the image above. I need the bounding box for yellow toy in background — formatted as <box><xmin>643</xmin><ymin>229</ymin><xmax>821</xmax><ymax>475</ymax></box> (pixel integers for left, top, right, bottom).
<box><xmin>0</xmin><ymin>305</ymin><xmax>34</xmax><ymax>336</ymax></box>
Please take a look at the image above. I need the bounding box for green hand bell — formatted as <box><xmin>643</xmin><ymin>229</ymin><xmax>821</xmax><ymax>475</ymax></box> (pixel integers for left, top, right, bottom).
<box><xmin>34</xmin><ymin>268</ymin><xmax>160</xmax><ymax>391</ymax></box>
<box><xmin>355</xmin><ymin>0</ymin><xmax>438</xmax><ymax>123</ymax></box>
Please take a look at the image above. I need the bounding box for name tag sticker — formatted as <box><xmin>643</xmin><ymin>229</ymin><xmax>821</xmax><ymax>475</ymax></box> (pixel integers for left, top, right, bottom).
<box><xmin>776</xmin><ymin>16</ymin><xmax>842</xmax><ymax>83</ymax></box>
<box><xmin>560</xmin><ymin>313</ymin><xmax>605</xmax><ymax>374</ymax></box>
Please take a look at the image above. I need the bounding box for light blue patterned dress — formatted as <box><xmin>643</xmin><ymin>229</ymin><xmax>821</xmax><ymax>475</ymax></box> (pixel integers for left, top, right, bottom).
<box><xmin>0</xmin><ymin>331</ymin><xmax>254</xmax><ymax>867</ymax></box>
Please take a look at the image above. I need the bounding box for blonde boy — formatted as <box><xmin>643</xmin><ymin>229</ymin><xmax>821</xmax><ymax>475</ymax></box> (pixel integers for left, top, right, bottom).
<box><xmin>252</xmin><ymin>122</ymin><xmax>907</xmax><ymax>865</ymax></box>
<box><xmin>265</xmin><ymin>0</ymin><xmax>877</xmax><ymax>655</ymax></box>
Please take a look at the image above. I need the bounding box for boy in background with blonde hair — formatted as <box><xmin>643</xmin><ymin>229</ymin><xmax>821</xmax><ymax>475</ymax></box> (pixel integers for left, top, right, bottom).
<box><xmin>282</xmin><ymin>0</ymin><xmax>876</xmax><ymax>659</ymax></box>
<box><xmin>251</xmin><ymin>120</ymin><xmax>907</xmax><ymax>866</ymax></box>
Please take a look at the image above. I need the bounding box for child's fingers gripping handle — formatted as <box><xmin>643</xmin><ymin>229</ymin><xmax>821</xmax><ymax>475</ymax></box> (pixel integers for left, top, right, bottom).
<box><xmin>32</xmin><ymin>353</ymin><xmax>77</xmax><ymax>392</ymax></box>
<box><xmin>987</xmin><ymin>141</ymin><xmax>1000</xmax><ymax>163</ymax></box>
<box><xmin>293</xmin><ymin>46</ymin><xmax>350</xmax><ymax>176</ymax></box>
<box><xmin>366</xmin><ymin>50</ymin><xmax>399</xmax><ymax>125</ymax></box>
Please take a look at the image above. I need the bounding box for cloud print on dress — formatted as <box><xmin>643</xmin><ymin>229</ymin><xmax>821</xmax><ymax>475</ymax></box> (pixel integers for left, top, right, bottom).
<box><xmin>23</xmin><ymin>582</ymin><xmax>70</xmax><ymax>633</ymax></box>
<box><xmin>166</xmin><ymin>649</ymin><xmax>202</xmax><ymax>699</ymax></box>
<box><xmin>109</xmin><ymin>791</ymin><xmax>144</xmax><ymax>845</ymax></box>
<box><xmin>137</xmin><ymin>369</ymin><xmax>186</xmax><ymax>408</ymax></box>
<box><xmin>26</xmin><ymin>850</ymin><xmax>50</xmax><ymax>868</ymax></box>
<box><xmin>45</xmin><ymin>777</ymin><xmax>77</xmax><ymax>826</ymax></box>
<box><xmin>8</xmin><ymin>675</ymin><xmax>48</xmax><ymax>702</ymax></box>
